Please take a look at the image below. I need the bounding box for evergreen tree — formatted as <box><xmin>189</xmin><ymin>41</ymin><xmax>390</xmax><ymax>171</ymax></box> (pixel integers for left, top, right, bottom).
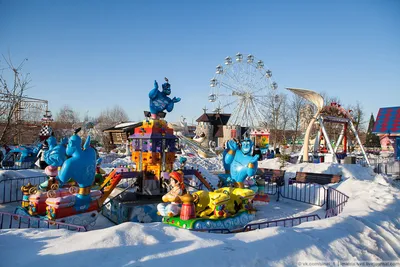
<box><xmin>365</xmin><ymin>114</ymin><xmax>381</xmax><ymax>148</ymax></box>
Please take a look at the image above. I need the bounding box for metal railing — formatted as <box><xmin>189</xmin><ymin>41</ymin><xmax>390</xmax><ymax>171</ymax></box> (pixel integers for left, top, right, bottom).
<box><xmin>325</xmin><ymin>187</ymin><xmax>349</xmax><ymax>218</ymax></box>
<box><xmin>1</xmin><ymin>161</ymin><xmax>36</xmax><ymax>170</ymax></box>
<box><xmin>280</xmin><ymin>181</ymin><xmax>327</xmax><ymax>207</ymax></box>
<box><xmin>0</xmin><ymin>211</ymin><xmax>86</xmax><ymax>232</ymax></box>
<box><xmin>263</xmin><ymin>181</ymin><xmax>279</xmax><ymax>196</ymax></box>
<box><xmin>0</xmin><ymin>175</ymin><xmax>47</xmax><ymax>204</ymax></box>
<box><xmin>243</xmin><ymin>214</ymin><xmax>321</xmax><ymax>231</ymax></box>
<box><xmin>192</xmin><ymin>228</ymin><xmax>234</xmax><ymax>234</ymax></box>
<box><xmin>193</xmin><ymin>181</ymin><xmax>349</xmax><ymax>234</ymax></box>
<box><xmin>258</xmin><ymin>169</ymin><xmax>284</xmax><ymax>196</ymax></box>
<box><xmin>367</xmin><ymin>156</ymin><xmax>400</xmax><ymax>178</ymax></box>
<box><xmin>192</xmin><ymin>214</ymin><xmax>322</xmax><ymax>234</ymax></box>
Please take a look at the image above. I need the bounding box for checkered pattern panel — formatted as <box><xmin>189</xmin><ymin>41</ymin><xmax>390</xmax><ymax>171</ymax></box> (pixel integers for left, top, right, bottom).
<box><xmin>39</xmin><ymin>125</ymin><xmax>52</xmax><ymax>136</ymax></box>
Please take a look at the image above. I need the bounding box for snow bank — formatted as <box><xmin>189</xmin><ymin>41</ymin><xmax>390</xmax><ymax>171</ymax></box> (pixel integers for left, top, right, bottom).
<box><xmin>1</xmin><ymin>173</ymin><xmax>398</xmax><ymax>266</ymax></box>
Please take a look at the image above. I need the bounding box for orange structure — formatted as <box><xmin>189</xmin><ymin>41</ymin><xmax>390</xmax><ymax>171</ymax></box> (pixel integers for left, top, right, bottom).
<box><xmin>130</xmin><ymin>118</ymin><xmax>179</xmax><ymax>195</ymax></box>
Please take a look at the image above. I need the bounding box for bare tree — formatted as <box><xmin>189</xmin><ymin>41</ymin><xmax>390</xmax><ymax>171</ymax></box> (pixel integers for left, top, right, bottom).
<box><xmin>52</xmin><ymin>105</ymin><xmax>80</xmax><ymax>138</ymax></box>
<box><xmin>97</xmin><ymin>105</ymin><xmax>129</xmax><ymax>129</ymax></box>
<box><xmin>0</xmin><ymin>56</ymin><xmax>31</xmax><ymax>145</ymax></box>
<box><xmin>266</xmin><ymin>92</ymin><xmax>286</xmax><ymax>149</ymax></box>
<box><xmin>319</xmin><ymin>91</ymin><xmax>341</xmax><ymax>107</ymax></box>
<box><xmin>348</xmin><ymin>101</ymin><xmax>365</xmax><ymax>133</ymax></box>
<box><xmin>289</xmin><ymin>93</ymin><xmax>306</xmax><ymax>151</ymax></box>
<box><xmin>55</xmin><ymin>105</ymin><xmax>80</xmax><ymax>124</ymax></box>
<box><xmin>279</xmin><ymin>94</ymin><xmax>289</xmax><ymax>145</ymax></box>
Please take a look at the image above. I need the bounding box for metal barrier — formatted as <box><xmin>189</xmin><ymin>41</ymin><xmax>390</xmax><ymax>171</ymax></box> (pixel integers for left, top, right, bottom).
<box><xmin>243</xmin><ymin>214</ymin><xmax>321</xmax><ymax>231</ymax></box>
<box><xmin>263</xmin><ymin>181</ymin><xmax>279</xmax><ymax>196</ymax></box>
<box><xmin>325</xmin><ymin>187</ymin><xmax>349</xmax><ymax>218</ymax></box>
<box><xmin>279</xmin><ymin>181</ymin><xmax>327</xmax><ymax>207</ymax></box>
<box><xmin>0</xmin><ymin>211</ymin><xmax>86</xmax><ymax>232</ymax></box>
<box><xmin>192</xmin><ymin>228</ymin><xmax>233</xmax><ymax>234</ymax></box>
<box><xmin>1</xmin><ymin>161</ymin><xmax>35</xmax><ymax>170</ymax></box>
<box><xmin>0</xmin><ymin>176</ymin><xmax>47</xmax><ymax>204</ymax></box>
<box><xmin>193</xmin><ymin>182</ymin><xmax>349</xmax><ymax>234</ymax></box>
<box><xmin>368</xmin><ymin>156</ymin><xmax>400</xmax><ymax>178</ymax></box>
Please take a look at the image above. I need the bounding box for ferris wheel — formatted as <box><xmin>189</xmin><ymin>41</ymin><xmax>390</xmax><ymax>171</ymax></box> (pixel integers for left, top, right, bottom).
<box><xmin>208</xmin><ymin>53</ymin><xmax>278</xmax><ymax>128</ymax></box>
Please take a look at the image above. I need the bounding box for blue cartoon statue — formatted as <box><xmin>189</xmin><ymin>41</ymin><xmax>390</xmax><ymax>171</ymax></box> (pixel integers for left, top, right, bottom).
<box><xmin>56</xmin><ymin>133</ymin><xmax>96</xmax><ymax>212</ymax></box>
<box><xmin>149</xmin><ymin>78</ymin><xmax>181</xmax><ymax>118</ymax></box>
<box><xmin>220</xmin><ymin>138</ymin><xmax>259</xmax><ymax>188</ymax></box>
<box><xmin>39</xmin><ymin>136</ymin><xmax>68</xmax><ymax>190</ymax></box>
<box><xmin>44</xmin><ymin>136</ymin><xmax>68</xmax><ymax>167</ymax></box>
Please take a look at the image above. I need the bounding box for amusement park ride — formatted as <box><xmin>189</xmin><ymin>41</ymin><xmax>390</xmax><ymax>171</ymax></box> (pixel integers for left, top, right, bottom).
<box><xmin>286</xmin><ymin>88</ymin><xmax>370</xmax><ymax>165</ymax></box>
<box><xmin>1</xmin><ymin>93</ymin><xmax>54</xmax><ymax>169</ymax></box>
<box><xmin>13</xmin><ymin>78</ymin><xmax>264</xmax><ymax>231</ymax></box>
<box><xmin>7</xmin><ymin>61</ymin><xmax>365</xmax><ymax>231</ymax></box>
<box><xmin>208</xmin><ymin>53</ymin><xmax>278</xmax><ymax>129</ymax></box>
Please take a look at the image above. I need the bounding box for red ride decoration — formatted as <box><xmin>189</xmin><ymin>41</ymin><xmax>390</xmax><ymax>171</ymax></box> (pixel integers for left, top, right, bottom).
<box><xmin>179</xmin><ymin>193</ymin><xmax>196</xmax><ymax>220</ymax></box>
<box><xmin>180</xmin><ymin>202</ymin><xmax>196</xmax><ymax>220</ymax></box>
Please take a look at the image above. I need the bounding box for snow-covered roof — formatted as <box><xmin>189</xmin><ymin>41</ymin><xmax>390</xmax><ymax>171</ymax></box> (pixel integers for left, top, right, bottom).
<box><xmin>114</xmin><ymin>121</ymin><xmax>140</xmax><ymax>128</ymax></box>
<box><xmin>103</xmin><ymin>121</ymin><xmax>143</xmax><ymax>132</ymax></box>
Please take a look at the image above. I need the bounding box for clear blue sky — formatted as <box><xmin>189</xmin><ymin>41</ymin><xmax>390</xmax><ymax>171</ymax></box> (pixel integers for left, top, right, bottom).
<box><xmin>1</xmin><ymin>0</ymin><xmax>399</xmax><ymax>125</ymax></box>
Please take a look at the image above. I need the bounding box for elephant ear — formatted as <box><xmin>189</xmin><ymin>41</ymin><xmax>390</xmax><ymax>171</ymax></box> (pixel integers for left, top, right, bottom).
<box><xmin>83</xmin><ymin>135</ymin><xmax>91</xmax><ymax>150</ymax></box>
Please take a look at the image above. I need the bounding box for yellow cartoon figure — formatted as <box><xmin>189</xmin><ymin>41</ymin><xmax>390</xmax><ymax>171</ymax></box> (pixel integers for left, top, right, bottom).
<box><xmin>192</xmin><ymin>190</ymin><xmax>230</xmax><ymax>219</ymax></box>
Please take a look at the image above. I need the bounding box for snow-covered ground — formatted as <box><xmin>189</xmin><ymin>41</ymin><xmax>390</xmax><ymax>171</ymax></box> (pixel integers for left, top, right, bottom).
<box><xmin>0</xmin><ymin>154</ymin><xmax>399</xmax><ymax>266</ymax></box>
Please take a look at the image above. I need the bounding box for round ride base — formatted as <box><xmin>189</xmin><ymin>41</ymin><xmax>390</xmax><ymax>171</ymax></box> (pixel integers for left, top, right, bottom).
<box><xmin>162</xmin><ymin>211</ymin><xmax>255</xmax><ymax>231</ymax></box>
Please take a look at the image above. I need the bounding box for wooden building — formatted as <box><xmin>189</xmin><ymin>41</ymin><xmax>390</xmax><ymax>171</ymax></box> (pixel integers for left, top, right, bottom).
<box><xmin>103</xmin><ymin>121</ymin><xmax>142</xmax><ymax>145</ymax></box>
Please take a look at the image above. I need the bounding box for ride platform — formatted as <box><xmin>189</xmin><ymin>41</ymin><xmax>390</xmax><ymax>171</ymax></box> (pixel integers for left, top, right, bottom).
<box><xmin>162</xmin><ymin>211</ymin><xmax>255</xmax><ymax>231</ymax></box>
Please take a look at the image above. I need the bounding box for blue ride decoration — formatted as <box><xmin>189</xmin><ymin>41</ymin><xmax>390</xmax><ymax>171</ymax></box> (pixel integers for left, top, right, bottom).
<box><xmin>56</xmin><ymin>133</ymin><xmax>96</xmax><ymax>212</ymax></box>
<box><xmin>149</xmin><ymin>78</ymin><xmax>181</xmax><ymax>118</ymax></box>
<box><xmin>219</xmin><ymin>138</ymin><xmax>259</xmax><ymax>188</ymax></box>
<box><xmin>44</xmin><ymin>136</ymin><xmax>68</xmax><ymax>167</ymax></box>
<box><xmin>191</xmin><ymin>211</ymin><xmax>255</xmax><ymax>231</ymax></box>
<box><xmin>1</xmin><ymin>143</ymin><xmax>42</xmax><ymax>169</ymax></box>
<box><xmin>39</xmin><ymin>136</ymin><xmax>68</xmax><ymax>190</ymax></box>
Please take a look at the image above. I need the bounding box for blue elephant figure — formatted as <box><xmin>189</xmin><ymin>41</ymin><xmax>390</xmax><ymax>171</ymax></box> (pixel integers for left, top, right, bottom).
<box><xmin>149</xmin><ymin>78</ymin><xmax>181</xmax><ymax>118</ymax></box>
<box><xmin>56</xmin><ymin>135</ymin><xmax>96</xmax><ymax>212</ymax></box>
<box><xmin>221</xmin><ymin>138</ymin><xmax>259</xmax><ymax>188</ymax></box>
